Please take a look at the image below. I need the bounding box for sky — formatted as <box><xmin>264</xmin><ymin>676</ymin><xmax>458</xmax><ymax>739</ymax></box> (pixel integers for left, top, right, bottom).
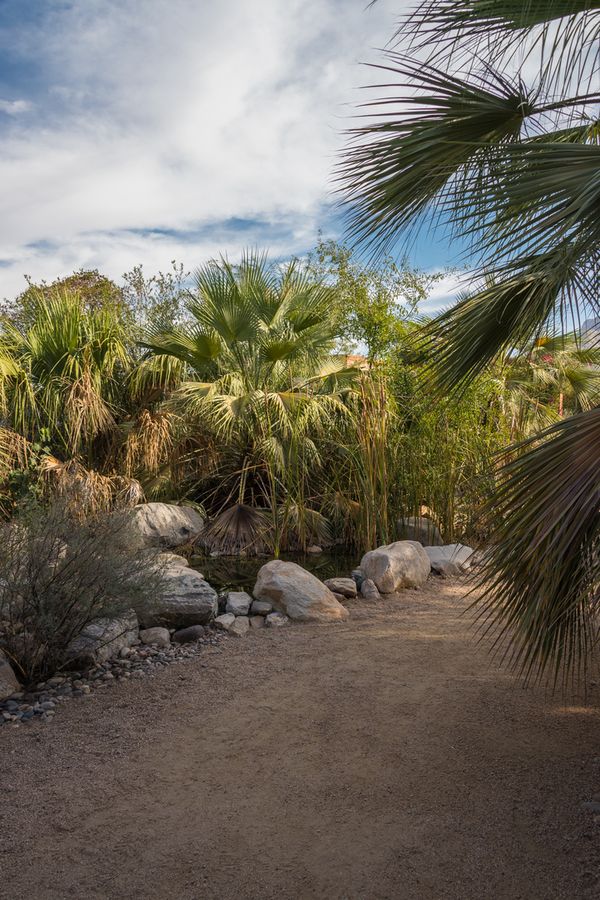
<box><xmin>0</xmin><ymin>0</ymin><xmax>463</xmax><ymax>311</ymax></box>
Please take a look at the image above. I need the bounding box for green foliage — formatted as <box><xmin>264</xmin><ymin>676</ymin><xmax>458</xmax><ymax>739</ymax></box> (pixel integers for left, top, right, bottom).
<box><xmin>308</xmin><ymin>237</ymin><xmax>440</xmax><ymax>361</ymax></box>
<box><xmin>140</xmin><ymin>250</ymin><xmax>356</xmax><ymax>552</ymax></box>
<box><xmin>0</xmin><ymin>500</ymin><xmax>165</xmax><ymax>683</ymax></box>
<box><xmin>121</xmin><ymin>260</ymin><xmax>191</xmax><ymax>332</ymax></box>
<box><xmin>345</xmin><ymin>0</ymin><xmax>600</xmax><ymax>681</ymax></box>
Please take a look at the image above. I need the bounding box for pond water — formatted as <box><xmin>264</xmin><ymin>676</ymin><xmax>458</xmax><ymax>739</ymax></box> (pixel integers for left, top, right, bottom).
<box><xmin>190</xmin><ymin>550</ymin><xmax>359</xmax><ymax>594</ymax></box>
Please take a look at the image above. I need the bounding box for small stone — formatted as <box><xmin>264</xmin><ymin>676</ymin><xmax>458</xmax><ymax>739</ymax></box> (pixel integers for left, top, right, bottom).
<box><xmin>40</xmin><ymin>701</ymin><xmax>55</xmax><ymax>711</ymax></box>
<box><xmin>351</xmin><ymin>569</ymin><xmax>364</xmax><ymax>589</ymax></box>
<box><xmin>324</xmin><ymin>577</ymin><xmax>357</xmax><ymax>598</ymax></box>
<box><xmin>47</xmin><ymin>676</ymin><xmax>66</xmax><ymax>686</ymax></box>
<box><xmin>306</xmin><ymin>545</ymin><xmax>322</xmax><ymax>554</ymax></box>
<box><xmin>172</xmin><ymin>625</ymin><xmax>206</xmax><ymax>644</ymax></box>
<box><xmin>225</xmin><ymin>591</ymin><xmax>253</xmax><ymax>617</ymax></box>
<box><xmin>119</xmin><ymin>647</ymin><xmax>131</xmax><ymax>659</ymax></box>
<box><xmin>360</xmin><ymin>578</ymin><xmax>381</xmax><ymax>602</ymax></box>
<box><xmin>265</xmin><ymin>612</ymin><xmax>289</xmax><ymax>628</ymax></box>
<box><xmin>581</xmin><ymin>801</ymin><xmax>600</xmax><ymax>813</ymax></box>
<box><xmin>80</xmin><ymin>684</ymin><xmax>91</xmax><ymax>694</ymax></box>
<box><xmin>250</xmin><ymin>600</ymin><xmax>272</xmax><ymax>616</ymax></box>
<box><xmin>102</xmin><ymin>672</ymin><xmax>114</xmax><ymax>681</ymax></box>
<box><xmin>139</xmin><ymin>627</ymin><xmax>171</xmax><ymax>648</ymax></box>
<box><xmin>228</xmin><ymin>616</ymin><xmax>250</xmax><ymax>637</ymax></box>
<box><xmin>249</xmin><ymin>616</ymin><xmax>265</xmax><ymax>629</ymax></box>
<box><xmin>215</xmin><ymin>613</ymin><xmax>235</xmax><ymax>631</ymax></box>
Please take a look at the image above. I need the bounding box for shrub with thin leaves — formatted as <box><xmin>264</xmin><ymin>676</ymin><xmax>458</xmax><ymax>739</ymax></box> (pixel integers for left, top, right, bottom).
<box><xmin>0</xmin><ymin>501</ymin><xmax>165</xmax><ymax>684</ymax></box>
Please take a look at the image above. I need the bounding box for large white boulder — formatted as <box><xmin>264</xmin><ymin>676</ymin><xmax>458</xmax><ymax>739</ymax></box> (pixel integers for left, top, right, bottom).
<box><xmin>66</xmin><ymin>609</ymin><xmax>139</xmax><ymax>666</ymax></box>
<box><xmin>397</xmin><ymin>515</ymin><xmax>443</xmax><ymax>546</ymax></box>
<box><xmin>360</xmin><ymin>541</ymin><xmax>430</xmax><ymax>593</ymax></box>
<box><xmin>129</xmin><ymin>503</ymin><xmax>205</xmax><ymax>549</ymax></box>
<box><xmin>0</xmin><ymin>650</ymin><xmax>20</xmax><ymax>700</ymax></box>
<box><xmin>139</xmin><ymin>557</ymin><xmax>217</xmax><ymax>628</ymax></box>
<box><xmin>425</xmin><ymin>544</ymin><xmax>474</xmax><ymax>575</ymax></box>
<box><xmin>253</xmin><ymin>560</ymin><xmax>349</xmax><ymax>623</ymax></box>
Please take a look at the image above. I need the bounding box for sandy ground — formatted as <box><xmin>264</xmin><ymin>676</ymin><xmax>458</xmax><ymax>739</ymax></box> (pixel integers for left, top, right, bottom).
<box><xmin>1</xmin><ymin>580</ymin><xmax>600</xmax><ymax>900</ymax></box>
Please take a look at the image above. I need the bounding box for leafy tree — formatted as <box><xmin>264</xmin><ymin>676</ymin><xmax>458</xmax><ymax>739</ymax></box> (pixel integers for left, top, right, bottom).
<box><xmin>0</xmin><ymin>269</ymin><xmax>126</xmax><ymax>329</ymax></box>
<box><xmin>308</xmin><ymin>237</ymin><xmax>442</xmax><ymax>362</ymax></box>
<box><xmin>121</xmin><ymin>260</ymin><xmax>190</xmax><ymax>332</ymax></box>
<box><xmin>340</xmin><ymin>0</ymin><xmax>600</xmax><ymax>682</ymax></box>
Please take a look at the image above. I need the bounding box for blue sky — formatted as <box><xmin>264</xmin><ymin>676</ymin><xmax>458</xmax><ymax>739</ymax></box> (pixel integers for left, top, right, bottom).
<box><xmin>0</xmin><ymin>0</ymin><xmax>463</xmax><ymax>310</ymax></box>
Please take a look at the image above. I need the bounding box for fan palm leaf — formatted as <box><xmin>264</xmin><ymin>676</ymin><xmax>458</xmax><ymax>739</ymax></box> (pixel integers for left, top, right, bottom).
<box><xmin>342</xmin><ymin>0</ymin><xmax>600</xmax><ymax>680</ymax></box>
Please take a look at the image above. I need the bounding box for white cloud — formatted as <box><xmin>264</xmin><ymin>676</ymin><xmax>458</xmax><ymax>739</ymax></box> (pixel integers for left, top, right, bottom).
<box><xmin>0</xmin><ymin>99</ymin><xmax>32</xmax><ymax>115</ymax></box>
<box><xmin>0</xmin><ymin>0</ymin><xmax>411</xmax><ymax>297</ymax></box>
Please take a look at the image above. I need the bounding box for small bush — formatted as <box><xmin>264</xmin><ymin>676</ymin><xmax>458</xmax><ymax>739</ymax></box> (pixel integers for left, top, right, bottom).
<box><xmin>0</xmin><ymin>501</ymin><xmax>165</xmax><ymax>683</ymax></box>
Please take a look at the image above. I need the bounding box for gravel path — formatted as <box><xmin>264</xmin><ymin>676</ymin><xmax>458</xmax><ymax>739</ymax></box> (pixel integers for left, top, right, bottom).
<box><xmin>1</xmin><ymin>581</ymin><xmax>600</xmax><ymax>900</ymax></box>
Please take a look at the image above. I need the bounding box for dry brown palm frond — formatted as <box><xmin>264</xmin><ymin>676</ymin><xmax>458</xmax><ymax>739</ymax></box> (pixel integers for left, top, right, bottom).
<box><xmin>0</xmin><ymin>427</ymin><xmax>30</xmax><ymax>479</ymax></box>
<box><xmin>201</xmin><ymin>503</ymin><xmax>272</xmax><ymax>555</ymax></box>
<box><xmin>64</xmin><ymin>370</ymin><xmax>115</xmax><ymax>454</ymax></box>
<box><xmin>123</xmin><ymin>408</ymin><xmax>174</xmax><ymax>476</ymax></box>
<box><xmin>39</xmin><ymin>456</ymin><xmax>143</xmax><ymax>517</ymax></box>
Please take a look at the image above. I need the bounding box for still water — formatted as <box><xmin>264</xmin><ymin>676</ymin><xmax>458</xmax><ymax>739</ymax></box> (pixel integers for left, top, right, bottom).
<box><xmin>190</xmin><ymin>550</ymin><xmax>359</xmax><ymax>594</ymax></box>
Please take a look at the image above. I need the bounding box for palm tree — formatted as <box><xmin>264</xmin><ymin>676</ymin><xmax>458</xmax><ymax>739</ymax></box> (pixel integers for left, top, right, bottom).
<box><xmin>500</xmin><ymin>333</ymin><xmax>600</xmax><ymax>438</ymax></box>
<box><xmin>339</xmin><ymin>1</ymin><xmax>600</xmax><ymax>682</ymax></box>
<box><xmin>0</xmin><ymin>287</ymin><xmax>131</xmax><ymax>461</ymax></box>
<box><xmin>141</xmin><ymin>251</ymin><xmax>356</xmax><ymax>553</ymax></box>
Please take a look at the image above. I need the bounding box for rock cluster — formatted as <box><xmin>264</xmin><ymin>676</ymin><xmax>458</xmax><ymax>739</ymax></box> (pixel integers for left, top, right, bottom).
<box><xmin>215</xmin><ymin>593</ymin><xmax>290</xmax><ymax>635</ymax></box>
<box><xmin>0</xmin><ymin>500</ymin><xmax>479</xmax><ymax>729</ymax></box>
<box><xmin>0</xmin><ymin>629</ymin><xmax>226</xmax><ymax>728</ymax></box>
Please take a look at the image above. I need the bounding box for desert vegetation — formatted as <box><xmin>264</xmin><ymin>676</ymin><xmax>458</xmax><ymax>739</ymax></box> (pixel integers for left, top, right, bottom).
<box><xmin>0</xmin><ymin>1</ymin><xmax>598</xmax><ymax>695</ymax></box>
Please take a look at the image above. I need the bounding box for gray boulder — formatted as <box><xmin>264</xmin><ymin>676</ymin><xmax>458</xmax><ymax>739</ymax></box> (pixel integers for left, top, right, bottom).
<box><xmin>139</xmin><ymin>559</ymin><xmax>217</xmax><ymax>628</ymax></box>
<box><xmin>425</xmin><ymin>544</ymin><xmax>474</xmax><ymax>575</ymax></box>
<box><xmin>324</xmin><ymin>577</ymin><xmax>357</xmax><ymax>599</ymax></box>
<box><xmin>249</xmin><ymin>615</ymin><xmax>265</xmax><ymax>629</ymax></box>
<box><xmin>254</xmin><ymin>560</ymin><xmax>349</xmax><ymax>623</ymax></box>
<box><xmin>129</xmin><ymin>503</ymin><xmax>205</xmax><ymax>550</ymax></box>
<box><xmin>139</xmin><ymin>626</ymin><xmax>171</xmax><ymax>647</ymax></box>
<box><xmin>215</xmin><ymin>613</ymin><xmax>235</xmax><ymax>630</ymax></box>
<box><xmin>360</xmin><ymin>541</ymin><xmax>430</xmax><ymax>594</ymax></box>
<box><xmin>250</xmin><ymin>599</ymin><xmax>273</xmax><ymax>617</ymax></box>
<box><xmin>397</xmin><ymin>515</ymin><xmax>443</xmax><ymax>546</ymax></box>
<box><xmin>228</xmin><ymin>616</ymin><xmax>250</xmax><ymax>637</ymax></box>
<box><xmin>360</xmin><ymin>578</ymin><xmax>381</xmax><ymax>601</ymax></box>
<box><xmin>0</xmin><ymin>650</ymin><xmax>20</xmax><ymax>700</ymax></box>
<box><xmin>66</xmin><ymin>609</ymin><xmax>139</xmax><ymax>666</ymax></box>
<box><xmin>173</xmin><ymin>624</ymin><xmax>207</xmax><ymax>643</ymax></box>
<box><xmin>225</xmin><ymin>591</ymin><xmax>252</xmax><ymax>616</ymax></box>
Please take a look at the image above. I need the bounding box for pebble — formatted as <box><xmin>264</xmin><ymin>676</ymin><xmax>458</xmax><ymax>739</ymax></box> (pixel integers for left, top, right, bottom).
<box><xmin>0</xmin><ymin>628</ymin><xmax>227</xmax><ymax>727</ymax></box>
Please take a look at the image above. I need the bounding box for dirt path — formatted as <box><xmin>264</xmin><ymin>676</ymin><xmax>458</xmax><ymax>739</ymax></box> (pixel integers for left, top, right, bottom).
<box><xmin>1</xmin><ymin>581</ymin><xmax>600</xmax><ymax>900</ymax></box>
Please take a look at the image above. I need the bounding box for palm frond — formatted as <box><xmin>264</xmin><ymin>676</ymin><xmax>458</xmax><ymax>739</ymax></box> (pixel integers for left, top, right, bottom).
<box><xmin>474</xmin><ymin>405</ymin><xmax>600</xmax><ymax>685</ymax></box>
<box><xmin>337</xmin><ymin>55</ymin><xmax>538</xmax><ymax>255</ymax></box>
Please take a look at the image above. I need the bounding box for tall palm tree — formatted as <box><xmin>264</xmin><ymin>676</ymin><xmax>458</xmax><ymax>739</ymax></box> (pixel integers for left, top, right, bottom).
<box><xmin>339</xmin><ymin>1</ymin><xmax>600</xmax><ymax>682</ymax></box>
<box><xmin>141</xmin><ymin>251</ymin><xmax>356</xmax><ymax>553</ymax></box>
